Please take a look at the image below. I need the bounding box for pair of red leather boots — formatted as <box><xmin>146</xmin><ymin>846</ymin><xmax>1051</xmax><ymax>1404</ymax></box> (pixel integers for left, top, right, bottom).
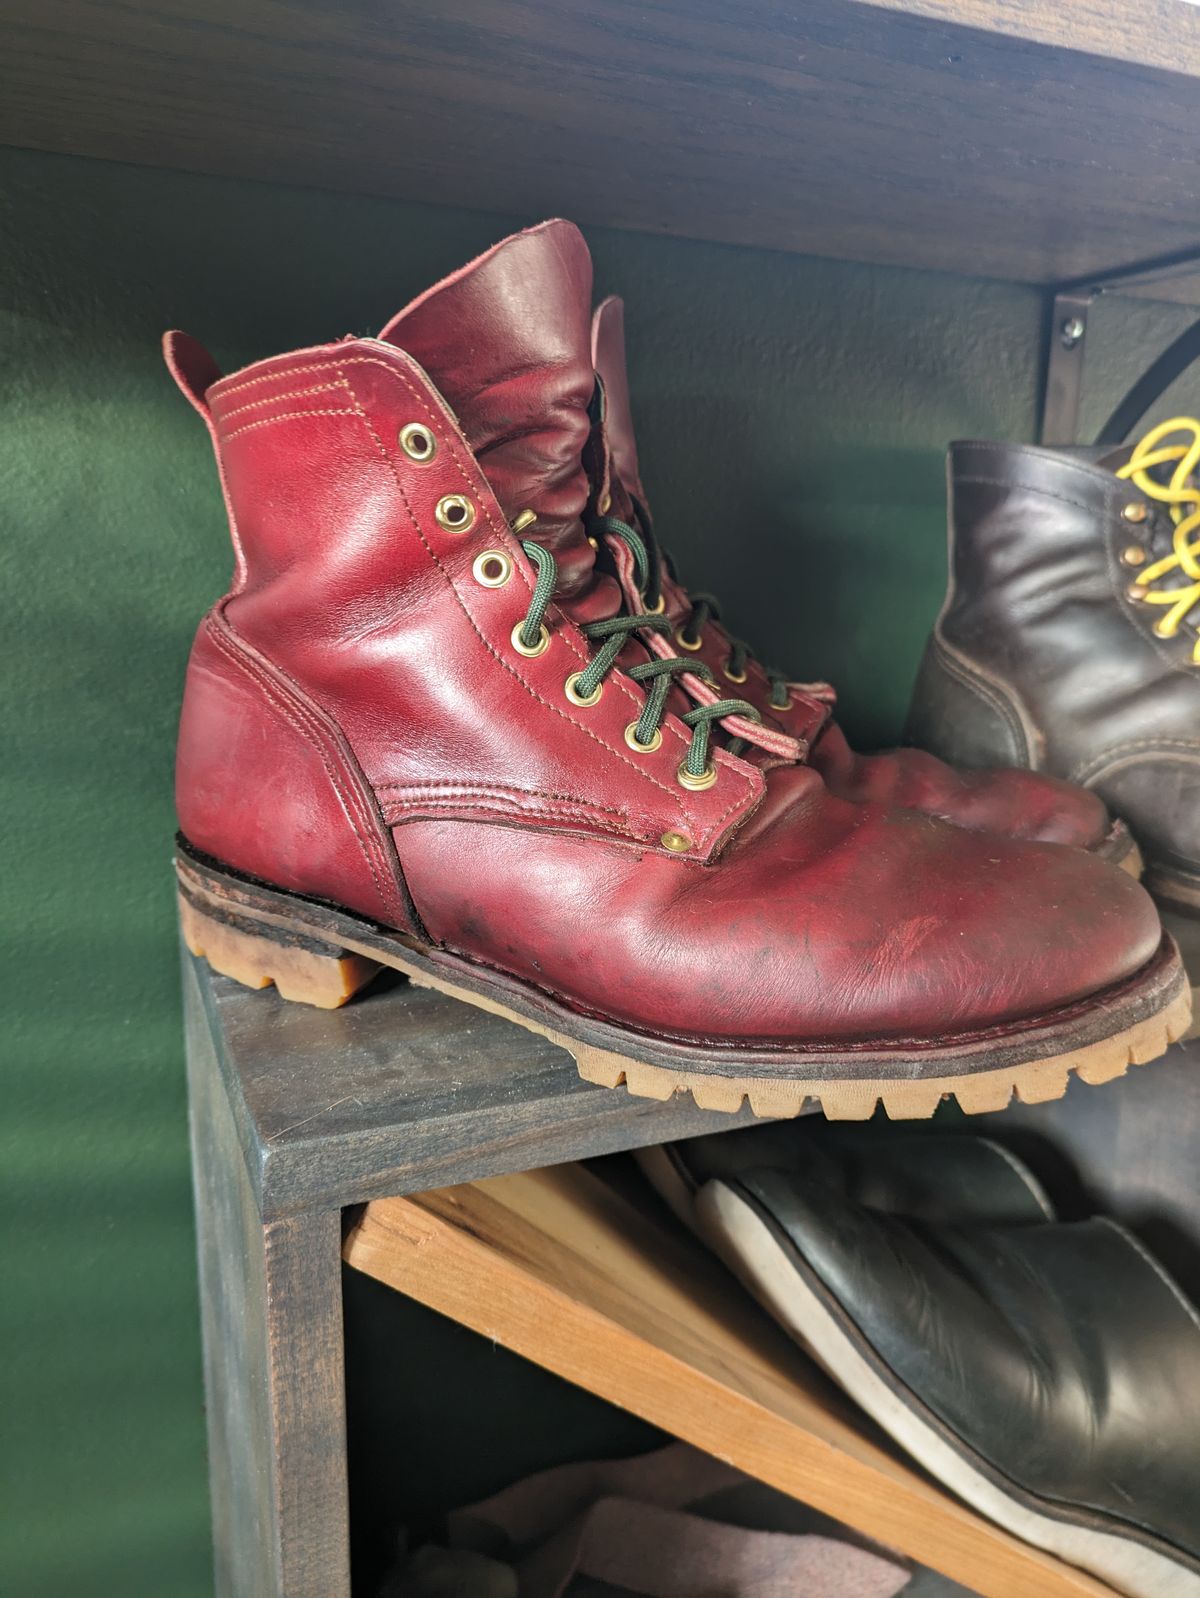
<box><xmin>170</xmin><ymin>220</ymin><xmax>1190</xmax><ymax>1120</ymax></box>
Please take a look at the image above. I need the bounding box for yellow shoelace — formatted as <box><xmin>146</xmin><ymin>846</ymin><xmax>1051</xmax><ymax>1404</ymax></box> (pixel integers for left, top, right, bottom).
<box><xmin>1117</xmin><ymin>416</ymin><xmax>1200</xmax><ymax>662</ymax></box>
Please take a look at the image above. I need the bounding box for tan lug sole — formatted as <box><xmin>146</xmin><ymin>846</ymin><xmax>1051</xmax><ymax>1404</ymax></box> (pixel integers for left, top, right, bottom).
<box><xmin>176</xmin><ymin>848</ymin><xmax>1192</xmax><ymax>1123</ymax></box>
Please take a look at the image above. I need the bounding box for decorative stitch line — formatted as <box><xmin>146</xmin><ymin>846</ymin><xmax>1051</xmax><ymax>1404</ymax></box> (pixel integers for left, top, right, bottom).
<box><xmin>336</xmin><ymin>357</ymin><xmax>752</xmax><ymax>843</ymax></box>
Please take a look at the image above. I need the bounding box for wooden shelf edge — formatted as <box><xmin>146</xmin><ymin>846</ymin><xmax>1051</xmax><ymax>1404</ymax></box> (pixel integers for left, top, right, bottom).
<box><xmin>344</xmin><ymin>1166</ymin><xmax>1120</xmax><ymax>1598</ymax></box>
<box><xmin>852</xmin><ymin>0</ymin><xmax>1200</xmax><ymax>80</ymax></box>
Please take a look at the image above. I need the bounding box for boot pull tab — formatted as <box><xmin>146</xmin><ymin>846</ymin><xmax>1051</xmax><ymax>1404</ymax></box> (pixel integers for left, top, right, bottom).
<box><xmin>163</xmin><ymin>330</ymin><xmax>223</xmax><ymax>419</ymax></box>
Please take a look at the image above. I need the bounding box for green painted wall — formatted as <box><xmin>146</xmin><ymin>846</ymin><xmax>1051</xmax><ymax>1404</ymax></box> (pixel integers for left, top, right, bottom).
<box><xmin>3</xmin><ymin>143</ymin><xmax>1197</xmax><ymax>1596</ymax></box>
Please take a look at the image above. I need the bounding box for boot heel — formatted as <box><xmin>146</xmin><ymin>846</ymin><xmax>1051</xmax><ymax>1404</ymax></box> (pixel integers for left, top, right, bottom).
<box><xmin>177</xmin><ymin>888</ymin><xmax>382</xmax><ymax>1009</ymax></box>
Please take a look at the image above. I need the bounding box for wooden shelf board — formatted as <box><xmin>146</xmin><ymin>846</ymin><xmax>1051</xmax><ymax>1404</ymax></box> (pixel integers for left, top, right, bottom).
<box><xmin>186</xmin><ymin>950</ymin><xmax>760</xmax><ymax>1222</ymax></box>
<box><xmin>4</xmin><ymin>0</ymin><xmax>1200</xmax><ymax>300</ymax></box>
<box><xmin>345</xmin><ymin>1164</ymin><xmax>1122</xmax><ymax>1598</ymax></box>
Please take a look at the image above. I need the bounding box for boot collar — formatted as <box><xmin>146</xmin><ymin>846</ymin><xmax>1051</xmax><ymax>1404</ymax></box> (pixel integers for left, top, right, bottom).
<box><xmin>380</xmin><ymin>220</ymin><xmax>604</xmax><ymax>609</ymax></box>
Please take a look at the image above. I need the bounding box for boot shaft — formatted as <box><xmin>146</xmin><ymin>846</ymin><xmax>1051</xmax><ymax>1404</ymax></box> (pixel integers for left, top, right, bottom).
<box><xmin>908</xmin><ymin>435</ymin><xmax>1200</xmax><ymax>878</ymax></box>
<box><xmin>169</xmin><ymin>224</ymin><xmax>769</xmax><ymax>917</ymax></box>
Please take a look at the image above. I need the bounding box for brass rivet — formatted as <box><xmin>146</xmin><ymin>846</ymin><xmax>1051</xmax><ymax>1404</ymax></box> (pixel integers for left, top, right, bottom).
<box><xmin>723</xmin><ymin>661</ymin><xmax>748</xmax><ymax>685</ymax></box>
<box><xmin>597</xmin><ymin>491</ymin><xmax>612</xmax><ymax>514</ymax></box>
<box><xmin>510</xmin><ymin>509</ymin><xmax>537</xmax><ymax>535</ymax></box>
<box><xmin>564</xmin><ymin>672</ymin><xmax>603</xmax><ymax>707</ymax></box>
<box><xmin>472</xmin><ymin>550</ymin><xmax>512</xmax><ymax>588</ymax></box>
<box><xmin>660</xmin><ymin>830</ymin><xmax>692</xmax><ymax>853</ymax></box>
<box><xmin>624</xmin><ymin>722</ymin><xmax>663</xmax><ymax>753</ymax></box>
<box><xmin>645</xmin><ymin>593</ymin><xmax>666</xmax><ymax>615</ymax></box>
<box><xmin>399</xmin><ymin>422</ymin><xmax>437</xmax><ymax>462</ymax></box>
<box><xmin>511</xmin><ymin>621</ymin><xmax>550</xmax><ymax>658</ymax></box>
<box><xmin>1127</xmin><ymin>584</ymin><xmax>1148</xmax><ymax>602</ymax></box>
<box><xmin>587</xmin><ymin>535</ymin><xmax>600</xmax><ymax>550</ymax></box>
<box><xmin>435</xmin><ymin>494</ymin><xmax>476</xmax><ymax>533</ymax></box>
<box><xmin>677</xmin><ymin>761</ymin><xmax>718</xmax><ymax>791</ymax></box>
<box><xmin>1122</xmin><ymin>501</ymin><xmax>1149</xmax><ymax>523</ymax></box>
<box><xmin>674</xmin><ymin>626</ymin><xmax>704</xmax><ymax>653</ymax></box>
<box><xmin>1121</xmin><ymin>545</ymin><xmax>1147</xmax><ymax>567</ymax></box>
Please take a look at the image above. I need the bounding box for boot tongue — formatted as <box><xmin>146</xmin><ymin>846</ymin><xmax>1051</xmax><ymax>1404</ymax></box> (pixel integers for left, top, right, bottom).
<box><xmin>591</xmin><ymin>295</ymin><xmax>649</xmax><ymax>511</ymax></box>
<box><xmin>380</xmin><ymin>220</ymin><xmax>616</xmax><ymax>616</ymax></box>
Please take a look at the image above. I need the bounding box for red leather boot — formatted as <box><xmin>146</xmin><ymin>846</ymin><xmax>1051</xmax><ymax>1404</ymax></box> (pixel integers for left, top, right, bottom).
<box><xmin>168</xmin><ymin>222</ymin><xmax>1187</xmax><ymax>1120</ymax></box>
<box><xmin>590</xmin><ymin>296</ymin><xmax>1141</xmax><ymax>873</ymax></box>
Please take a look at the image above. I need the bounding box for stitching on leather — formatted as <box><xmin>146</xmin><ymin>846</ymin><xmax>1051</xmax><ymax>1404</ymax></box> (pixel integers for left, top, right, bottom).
<box><xmin>204</xmin><ymin>613</ymin><xmax>400</xmax><ymax>916</ymax></box>
<box><xmin>346</xmin><ymin>360</ymin><xmax>676</xmax><ymax>734</ymax></box>
<box><xmin>217</xmin><ymin>380</ymin><xmax>352</xmax><ymax>422</ymax></box>
<box><xmin>929</xmin><ymin>633</ymin><xmax>1030</xmax><ymax>761</ymax></box>
<box><xmin>952</xmin><ymin>473</ymin><xmax>1119</xmax><ymax>519</ymax></box>
<box><xmin>214</xmin><ymin>346</ymin><xmax>757</xmax><ymax>844</ymax></box>
<box><xmin>380</xmin><ymin>796</ymin><xmax>643</xmax><ymax>839</ymax></box>
<box><xmin>375</xmin><ymin>778</ymin><xmax>628</xmax><ymax>816</ymax></box>
<box><xmin>211</xmin><ymin>354</ymin><xmax>357</xmax><ymax>399</ymax></box>
<box><xmin>336</xmin><ymin>357</ymin><xmax>754</xmax><ymax>843</ymax></box>
<box><xmin>222</xmin><ymin>407</ymin><xmax>360</xmax><ymax>442</ymax></box>
<box><xmin>206</xmin><ymin>615</ymin><xmax>393</xmax><ymax>905</ymax></box>
<box><xmin>1073</xmin><ymin>738</ymin><xmax>1200</xmax><ymax>786</ymax></box>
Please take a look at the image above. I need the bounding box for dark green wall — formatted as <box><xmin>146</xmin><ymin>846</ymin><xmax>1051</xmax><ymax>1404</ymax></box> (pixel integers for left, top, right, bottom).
<box><xmin>3</xmin><ymin>143</ymin><xmax>1198</xmax><ymax>1596</ymax></box>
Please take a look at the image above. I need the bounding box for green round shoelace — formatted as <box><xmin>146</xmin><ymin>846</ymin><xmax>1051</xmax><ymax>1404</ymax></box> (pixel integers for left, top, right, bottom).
<box><xmin>592</xmin><ymin>515</ymin><xmax>793</xmax><ymax>711</ymax></box>
<box><xmin>517</xmin><ymin>539</ymin><xmax>760</xmax><ymax>778</ymax></box>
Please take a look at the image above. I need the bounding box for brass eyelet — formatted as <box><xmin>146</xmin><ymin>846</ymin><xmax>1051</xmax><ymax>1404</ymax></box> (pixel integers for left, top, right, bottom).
<box><xmin>1153</xmin><ymin>618</ymin><xmax>1176</xmax><ymax>639</ymax></box>
<box><xmin>587</xmin><ymin>535</ymin><xmax>599</xmax><ymax>550</ymax></box>
<box><xmin>472</xmin><ymin>550</ymin><xmax>512</xmax><ymax>588</ymax></box>
<box><xmin>645</xmin><ymin>593</ymin><xmax>666</xmax><ymax>615</ymax></box>
<box><xmin>770</xmin><ymin>694</ymin><xmax>793</xmax><ymax>713</ymax></box>
<box><xmin>624</xmin><ymin>722</ymin><xmax>663</xmax><ymax>753</ymax></box>
<box><xmin>565</xmin><ymin>672</ymin><xmax>603</xmax><ymax>707</ymax></box>
<box><xmin>674</xmin><ymin>627</ymin><xmax>703</xmax><ymax>653</ymax></box>
<box><xmin>511</xmin><ymin>621</ymin><xmax>550</xmax><ymax>658</ymax></box>
<box><xmin>677</xmin><ymin>761</ymin><xmax>718</xmax><ymax>791</ymax></box>
<box><xmin>1127</xmin><ymin>584</ymin><xmax>1148</xmax><ymax>602</ymax></box>
<box><xmin>399</xmin><ymin>422</ymin><xmax>437</xmax><ymax>463</ymax></box>
<box><xmin>510</xmin><ymin>509</ymin><xmax>537</xmax><ymax>535</ymax></box>
<box><xmin>660</xmin><ymin>830</ymin><xmax>692</xmax><ymax>853</ymax></box>
<box><xmin>1121</xmin><ymin>545</ymin><xmax>1147</xmax><ymax>568</ymax></box>
<box><xmin>597</xmin><ymin>490</ymin><xmax>612</xmax><ymax>515</ymax></box>
<box><xmin>435</xmin><ymin>494</ymin><xmax>476</xmax><ymax>534</ymax></box>
<box><xmin>1122</xmin><ymin>501</ymin><xmax>1149</xmax><ymax>524</ymax></box>
<box><xmin>722</xmin><ymin>660</ymin><xmax>748</xmax><ymax>685</ymax></box>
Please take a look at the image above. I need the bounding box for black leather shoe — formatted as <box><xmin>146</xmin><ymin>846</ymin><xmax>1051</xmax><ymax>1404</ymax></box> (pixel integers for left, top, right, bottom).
<box><xmin>906</xmin><ymin>394</ymin><xmax>1200</xmax><ymax>1012</ymax></box>
<box><xmin>637</xmin><ymin>1126</ymin><xmax>1053</xmax><ymax>1233</ymax></box>
<box><xmin>698</xmin><ymin>1163</ymin><xmax>1200</xmax><ymax>1597</ymax></box>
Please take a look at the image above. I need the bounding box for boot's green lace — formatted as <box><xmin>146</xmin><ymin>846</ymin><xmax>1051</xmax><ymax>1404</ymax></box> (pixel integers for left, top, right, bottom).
<box><xmin>592</xmin><ymin>516</ymin><xmax>793</xmax><ymax>711</ymax></box>
<box><xmin>518</xmin><ymin>540</ymin><xmax>761</xmax><ymax>779</ymax></box>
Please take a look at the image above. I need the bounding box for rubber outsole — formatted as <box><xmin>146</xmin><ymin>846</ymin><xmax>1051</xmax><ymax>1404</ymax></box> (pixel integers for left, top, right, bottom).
<box><xmin>1099</xmin><ymin>818</ymin><xmax>1143</xmax><ymax>879</ymax></box>
<box><xmin>176</xmin><ymin>842</ymin><xmax>1192</xmax><ymax>1122</ymax></box>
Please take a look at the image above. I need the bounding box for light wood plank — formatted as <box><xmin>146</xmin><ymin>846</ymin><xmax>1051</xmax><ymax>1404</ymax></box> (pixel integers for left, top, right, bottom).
<box><xmin>3</xmin><ymin>0</ymin><xmax>1200</xmax><ymax>295</ymax></box>
<box><xmin>345</xmin><ymin>1164</ymin><xmax>1121</xmax><ymax>1598</ymax></box>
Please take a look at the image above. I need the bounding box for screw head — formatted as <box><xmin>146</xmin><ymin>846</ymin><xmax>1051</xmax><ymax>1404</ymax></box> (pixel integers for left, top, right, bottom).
<box><xmin>660</xmin><ymin>830</ymin><xmax>692</xmax><ymax>853</ymax></box>
<box><xmin>1122</xmin><ymin>501</ymin><xmax>1149</xmax><ymax>524</ymax></box>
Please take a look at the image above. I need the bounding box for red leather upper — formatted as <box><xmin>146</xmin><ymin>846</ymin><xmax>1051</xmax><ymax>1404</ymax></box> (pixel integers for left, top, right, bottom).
<box><xmin>589</xmin><ymin>296</ymin><xmax>1112</xmax><ymax>853</ymax></box>
<box><xmin>169</xmin><ymin>226</ymin><xmax>1158</xmax><ymax>1048</ymax></box>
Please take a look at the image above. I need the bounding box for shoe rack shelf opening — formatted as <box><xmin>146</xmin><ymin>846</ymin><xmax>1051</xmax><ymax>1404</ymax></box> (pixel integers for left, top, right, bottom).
<box><xmin>5</xmin><ymin>0</ymin><xmax>1200</xmax><ymax>304</ymax></box>
<box><xmin>344</xmin><ymin>1161</ymin><xmax>1127</xmax><ymax>1598</ymax></box>
<box><xmin>188</xmin><ymin>940</ymin><xmax>1200</xmax><ymax>1598</ymax></box>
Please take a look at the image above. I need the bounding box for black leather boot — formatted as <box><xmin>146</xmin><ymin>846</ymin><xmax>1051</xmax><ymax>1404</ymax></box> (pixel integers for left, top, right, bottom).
<box><xmin>698</xmin><ymin>1159</ymin><xmax>1200</xmax><ymax>1598</ymax></box>
<box><xmin>906</xmin><ymin>407</ymin><xmax>1200</xmax><ymax>985</ymax></box>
